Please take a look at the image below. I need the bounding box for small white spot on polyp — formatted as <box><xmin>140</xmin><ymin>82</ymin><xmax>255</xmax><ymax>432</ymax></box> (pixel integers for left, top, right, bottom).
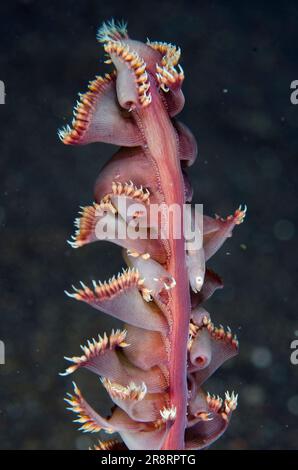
<box><xmin>196</xmin><ymin>276</ymin><xmax>203</xmax><ymax>291</ymax></box>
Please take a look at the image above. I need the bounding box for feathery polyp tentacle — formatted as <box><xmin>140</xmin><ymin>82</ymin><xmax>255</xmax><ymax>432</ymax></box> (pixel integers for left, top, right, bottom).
<box><xmin>147</xmin><ymin>40</ymin><xmax>181</xmax><ymax>67</ymax></box>
<box><xmin>104</xmin><ymin>41</ymin><xmax>152</xmax><ymax>109</ymax></box>
<box><xmin>91</xmin><ymin>439</ymin><xmax>127</xmax><ymax>450</ymax></box>
<box><xmin>60</xmin><ymin>329</ymin><xmax>128</xmax><ymax>376</ymax></box>
<box><xmin>101</xmin><ymin>377</ymin><xmax>169</xmax><ymax>423</ymax></box>
<box><xmin>62</xmin><ymin>336</ymin><xmax>168</xmax><ymax>394</ymax></box>
<box><xmin>66</xmin><ymin>269</ymin><xmax>169</xmax><ymax>333</ymax></box>
<box><xmin>203</xmin><ymin>206</ymin><xmax>247</xmax><ymax>260</ymax></box>
<box><xmin>69</xmin><ymin>202</ymin><xmax>166</xmax><ymax>263</ymax></box>
<box><xmin>185</xmin><ymin>389</ymin><xmax>238</xmax><ymax>449</ymax></box>
<box><xmin>58</xmin><ymin>72</ymin><xmax>144</xmax><ymax>146</ymax></box>
<box><xmin>66</xmin><ymin>382</ymin><xmax>161</xmax><ymax>434</ymax></box>
<box><xmin>97</xmin><ymin>19</ymin><xmax>128</xmax><ymax>43</ymax></box>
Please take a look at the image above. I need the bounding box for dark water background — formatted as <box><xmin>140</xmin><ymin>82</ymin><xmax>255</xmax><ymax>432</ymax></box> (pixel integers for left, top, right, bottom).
<box><xmin>0</xmin><ymin>0</ymin><xmax>297</xmax><ymax>449</ymax></box>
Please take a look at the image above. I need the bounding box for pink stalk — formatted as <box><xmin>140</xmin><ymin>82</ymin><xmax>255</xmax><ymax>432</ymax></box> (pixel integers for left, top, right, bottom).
<box><xmin>139</xmin><ymin>87</ymin><xmax>190</xmax><ymax>449</ymax></box>
<box><xmin>163</xmin><ymin>240</ymin><xmax>190</xmax><ymax>449</ymax></box>
<box><xmin>58</xmin><ymin>19</ymin><xmax>245</xmax><ymax>451</ymax></box>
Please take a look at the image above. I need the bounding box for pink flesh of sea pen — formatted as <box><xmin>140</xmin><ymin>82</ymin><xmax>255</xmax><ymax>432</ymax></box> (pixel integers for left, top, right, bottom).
<box><xmin>58</xmin><ymin>19</ymin><xmax>246</xmax><ymax>450</ymax></box>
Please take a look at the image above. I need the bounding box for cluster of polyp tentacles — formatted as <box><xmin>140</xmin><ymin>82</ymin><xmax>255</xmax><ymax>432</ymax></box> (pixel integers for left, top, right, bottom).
<box><xmin>58</xmin><ymin>20</ymin><xmax>246</xmax><ymax>450</ymax></box>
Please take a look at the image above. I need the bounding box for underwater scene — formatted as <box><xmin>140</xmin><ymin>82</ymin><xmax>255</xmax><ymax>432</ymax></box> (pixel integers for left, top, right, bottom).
<box><xmin>0</xmin><ymin>0</ymin><xmax>297</xmax><ymax>452</ymax></box>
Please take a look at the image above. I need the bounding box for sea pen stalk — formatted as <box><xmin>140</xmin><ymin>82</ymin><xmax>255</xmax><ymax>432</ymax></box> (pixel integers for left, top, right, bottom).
<box><xmin>58</xmin><ymin>19</ymin><xmax>245</xmax><ymax>451</ymax></box>
<box><xmin>137</xmin><ymin>82</ymin><xmax>190</xmax><ymax>449</ymax></box>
